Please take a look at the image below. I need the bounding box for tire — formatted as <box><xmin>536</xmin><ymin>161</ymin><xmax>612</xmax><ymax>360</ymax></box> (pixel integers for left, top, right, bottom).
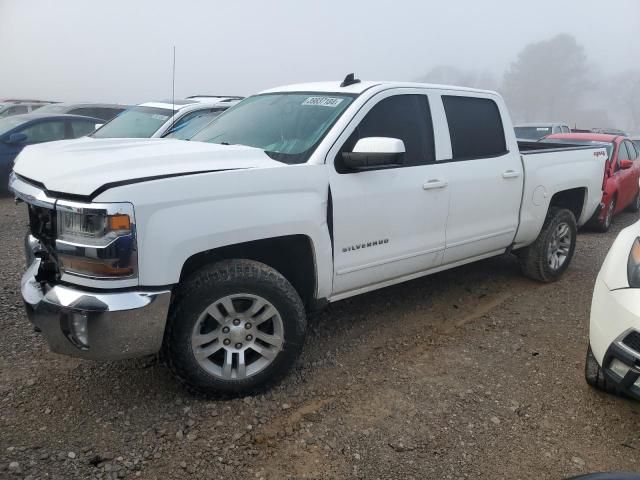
<box><xmin>597</xmin><ymin>198</ymin><xmax>615</xmax><ymax>232</ymax></box>
<box><xmin>518</xmin><ymin>207</ymin><xmax>577</xmax><ymax>282</ymax></box>
<box><xmin>627</xmin><ymin>192</ymin><xmax>640</xmax><ymax>213</ymax></box>
<box><xmin>585</xmin><ymin>344</ymin><xmax>618</xmax><ymax>395</ymax></box>
<box><xmin>164</xmin><ymin>259</ymin><xmax>307</xmax><ymax>397</ymax></box>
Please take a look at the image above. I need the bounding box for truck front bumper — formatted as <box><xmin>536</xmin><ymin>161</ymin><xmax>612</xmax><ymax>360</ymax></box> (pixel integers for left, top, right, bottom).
<box><xmin>22</xmin><ymin>257</ymin><xmax>171</xmax><ymax>361</ymax></box>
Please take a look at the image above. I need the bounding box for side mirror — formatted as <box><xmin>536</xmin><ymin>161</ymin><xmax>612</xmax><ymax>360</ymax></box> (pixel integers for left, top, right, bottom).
<box><xmin>95</xmin><ymin>124</ymin><xmax>103</xmax><ymax>130</ymax></box>
<box><xmin>341</xmin><ymin>137</ymin><xmax>405</xmax><ymax>170</ymax></box>
<box><xmin>621</xmin><ymin>159</ymin><xmax>634</xmax><ymax>170</ymax></box>
<box><xmin>6</xmin><ymin>133</ymin><xmax>27</xmax><ymax>145</ymax></box>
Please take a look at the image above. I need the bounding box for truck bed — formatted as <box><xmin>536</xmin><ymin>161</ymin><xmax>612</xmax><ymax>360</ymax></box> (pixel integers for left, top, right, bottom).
<box><xmin>513</xmin><ymin>143</ymin><xmax>608</xmax><ymax>247</ymax></box>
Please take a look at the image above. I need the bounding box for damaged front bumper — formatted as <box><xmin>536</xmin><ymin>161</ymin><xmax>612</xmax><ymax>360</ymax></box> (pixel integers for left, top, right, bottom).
<box><xmin>22</xmin><ymin>247</ymin><xmax>171</xmax><ymax>361</ymax></box>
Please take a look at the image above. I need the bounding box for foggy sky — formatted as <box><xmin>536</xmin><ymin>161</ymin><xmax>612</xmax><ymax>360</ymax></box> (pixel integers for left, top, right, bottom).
<box><xmin>0</xmin><ymin>0</ymin><xmax>638</xmax><ymax>104</ymax></box>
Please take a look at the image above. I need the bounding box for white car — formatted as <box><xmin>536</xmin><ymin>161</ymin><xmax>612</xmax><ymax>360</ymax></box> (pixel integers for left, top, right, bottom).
<box><xmin>11</xmin><ymin>76</ymin><xmax>609</xmax><ymax>395</ymax></box>
<box><xmin>587</xmin><ymin>219</ymin><xmax>640</xmax><ymax>398</ymax></box>
<box><xmin>514</xmin><ymin>122</ymin><xmax>571</xmax><ymax>141</ymax></box>
<box><xmin>91</xmin><ymin>96</ymin><xmax>241</xmax><ymax>139</ymax></box>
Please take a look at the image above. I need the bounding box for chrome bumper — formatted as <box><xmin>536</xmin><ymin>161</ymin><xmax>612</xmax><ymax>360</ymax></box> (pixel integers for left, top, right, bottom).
<box><xmin>21</xmin><ymin>258</ymin><xmax>171</xmax><ymax>361</ymax></box>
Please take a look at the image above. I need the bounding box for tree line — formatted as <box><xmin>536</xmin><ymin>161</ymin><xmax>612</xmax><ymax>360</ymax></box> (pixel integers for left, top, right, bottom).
<box><xmin>418</xmin><ymin>34</ymin><xmax>639</xmax><ymax>133</ymax></box>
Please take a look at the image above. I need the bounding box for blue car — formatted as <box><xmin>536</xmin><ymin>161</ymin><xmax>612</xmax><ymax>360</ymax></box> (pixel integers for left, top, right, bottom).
<box><xmin>0</xmin><ymin>113</ymin><xmax>102</xmax><ymax>195</ymax></box>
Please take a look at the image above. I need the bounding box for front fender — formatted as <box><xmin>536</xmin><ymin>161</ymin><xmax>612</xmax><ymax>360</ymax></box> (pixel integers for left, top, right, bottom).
<box><xmin>95</xmin><ymin>165</ymin><xmax>333</xmax><ymax>299</ymax></box>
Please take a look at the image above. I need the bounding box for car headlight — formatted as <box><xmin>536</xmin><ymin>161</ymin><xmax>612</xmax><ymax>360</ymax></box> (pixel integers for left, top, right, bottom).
<box><xmin>55</xmin><ymin>202</ymin><xmax>137</xmax><ymax>279</ymax></box>
<box><xmin>627</xmin><ymin>238</ymin><xmax>640</xmax><ymax>287</ymax></box>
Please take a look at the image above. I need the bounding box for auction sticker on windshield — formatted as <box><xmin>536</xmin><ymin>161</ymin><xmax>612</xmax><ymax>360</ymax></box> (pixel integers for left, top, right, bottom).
<box><xmin>302</xmin><ymin>96</ymin><xmax>344</xmax><ymax>107</ymax></box>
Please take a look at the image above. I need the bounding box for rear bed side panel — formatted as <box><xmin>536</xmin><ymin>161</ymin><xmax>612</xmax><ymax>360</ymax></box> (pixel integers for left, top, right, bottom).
<box><xmin>94</xmin><ymin>164</ymin><xmax>333</xmax><ymax>299</ymax></box>
<box><xmin>514</xmin><ymin>148</ymin><xmax>607</xmax><ymax>247</ymax></box>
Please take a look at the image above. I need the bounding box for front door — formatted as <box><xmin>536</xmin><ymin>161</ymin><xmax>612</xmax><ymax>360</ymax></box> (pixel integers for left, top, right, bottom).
<box><xmin>328</xmin><ymin>91</ymin><xmax>450</xmax><ymax>296</ymax></box>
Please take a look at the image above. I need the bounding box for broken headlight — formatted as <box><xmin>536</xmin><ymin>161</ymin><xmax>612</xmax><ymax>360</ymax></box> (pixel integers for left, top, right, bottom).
<box><xmin>627</xmin><ymin>238</ymin><xmax>640</xmax><ymax>288</ymax></box>
<box><xmin>55</xmin><ymin>202</ymin><xmax>137</xmax><ymax>279</ymax></box>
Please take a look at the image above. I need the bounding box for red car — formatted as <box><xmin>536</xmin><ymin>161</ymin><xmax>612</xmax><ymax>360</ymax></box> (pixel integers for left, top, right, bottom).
<box><xmin>544</xmin><ymin>133</ymin><xmax>640</xmax><ymax>231</ymax></box>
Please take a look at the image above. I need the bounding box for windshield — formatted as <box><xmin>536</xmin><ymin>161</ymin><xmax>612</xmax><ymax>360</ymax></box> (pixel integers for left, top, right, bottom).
<box><xmin>0</xmin><ymin>116</ymin><xmax>27</xmax><ymax>136</ymax></box>
<box><xmin>514</xmin><ymin>126</ymin><xmax>553</xmax><ymax>140</ymax></box>
<box><xmin>92</xmin><ymin>106</ymin><xmax>174</xmax><ymax>138</ymax></box>
<box><xmin>191</xmin><ymin>93</ymin><xmax>355</xmax><ymax>163</ymax></box>
<box><xmin>164</xmin><ymin>110</ymin><xmax>224</xmax><ymax>140</ymax></box>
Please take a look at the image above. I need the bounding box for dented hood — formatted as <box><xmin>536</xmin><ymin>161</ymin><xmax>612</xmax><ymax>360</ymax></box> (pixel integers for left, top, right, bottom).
<box><xmin>12</xmin><ymin>137</ymin><xmax>283</xmax><ymax>197</ymax></box>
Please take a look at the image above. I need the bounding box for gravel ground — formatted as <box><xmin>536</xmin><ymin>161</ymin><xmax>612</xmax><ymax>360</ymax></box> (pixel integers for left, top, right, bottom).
<box><xmin>2</xmin><ymin>196</ymin><xmax>640</xmax><ymax>479</ymax></box>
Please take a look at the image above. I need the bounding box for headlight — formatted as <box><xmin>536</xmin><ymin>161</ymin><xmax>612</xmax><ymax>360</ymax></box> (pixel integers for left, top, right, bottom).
<box><xmin>627</xmin><ymin>238</ymin><xmax>640</xmax><ymax>287</ymax></box>
<box><xmin>55</xmin><ymin>202</ymin><xmax>137</xmax><ymax>279</ymax></box>
<box><xmin>57</xmin><ymin>210</ymin><xmax>132</xmax><ymax>246</ymax></box>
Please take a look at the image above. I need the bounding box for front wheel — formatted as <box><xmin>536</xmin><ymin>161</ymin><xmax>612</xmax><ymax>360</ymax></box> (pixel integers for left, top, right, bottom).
<box><xmin>598</xmin><ymin>198</ymin><xmax>615</xmax><ymax>232</ymax></box>
<box><xmin>585</xmin><ymin>344</ymin><xmax>617</xmax><ymax>395</ymax></box>
<box><xmin>518</xmin><ymin>207</ymin><xmax>577</xmax><ymax>282</ymax></box>
<box><xmin>164</xmin><ymin>259</ymin><xmax>307</xmax><ymax>397</ymax></box>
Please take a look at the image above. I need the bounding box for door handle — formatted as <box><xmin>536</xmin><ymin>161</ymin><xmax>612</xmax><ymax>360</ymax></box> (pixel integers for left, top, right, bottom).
<box><xmin>423</xmin><ymin>179</ymin><xmax>448</xmax><ymax>190</ymax></box>
<box><xmin>502</xmin><ymin>170</ymin><xmax>521</xmax><ymax>179</ymax></box>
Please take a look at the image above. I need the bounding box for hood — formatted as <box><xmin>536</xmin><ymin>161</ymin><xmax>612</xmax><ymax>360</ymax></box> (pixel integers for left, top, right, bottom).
<box><xmin>13</xmin><ymin>138</ymin><xmax>283</xmax><ymax>197</ymax></box>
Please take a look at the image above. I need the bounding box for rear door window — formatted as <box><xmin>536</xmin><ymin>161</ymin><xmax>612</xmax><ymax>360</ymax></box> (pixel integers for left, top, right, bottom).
<box><xmin>442</xmin><ymin>96</ymin><xmax>507</xmax><ymax>160</ymax></box>
<box><xmin>337</xmin><ymin>94</ymin><xmax>435</xmax><ymax>172</ymax></box>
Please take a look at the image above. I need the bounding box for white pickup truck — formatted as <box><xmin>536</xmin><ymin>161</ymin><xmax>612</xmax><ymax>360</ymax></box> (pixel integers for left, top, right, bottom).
<box><xmin>10</xmin><ymin>76</ymin><xmax>609</xmax><ymax>396</ymax></box>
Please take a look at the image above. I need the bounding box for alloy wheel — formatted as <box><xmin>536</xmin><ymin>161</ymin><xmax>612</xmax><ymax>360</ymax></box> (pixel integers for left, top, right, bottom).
<box><xmin>191</xmin><ymin>294</ymin><xmax>284</xmax><ymax>380</ymax></box>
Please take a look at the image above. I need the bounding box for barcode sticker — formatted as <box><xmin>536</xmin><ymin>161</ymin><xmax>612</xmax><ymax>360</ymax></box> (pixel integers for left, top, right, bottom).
<box><xmin>302</xmin><ymin>96</ymin><xmax>344</xmax><ymax>107</ymax></box>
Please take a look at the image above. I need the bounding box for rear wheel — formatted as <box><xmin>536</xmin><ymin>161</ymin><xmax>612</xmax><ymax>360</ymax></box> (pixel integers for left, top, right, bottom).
<box><xmin>164</xmin><ymin>259</ymin><xmax>307</xmax><ymax>397</ymax></box>
<box><xmin>585</xmin><ymin>344</ymin><xmax>617</xmax><ymax>395</ymax></box>
<box><xmin>519</xmin><ymin>207</ymin><xmax>577</xmax><ymax>282</ymax></box>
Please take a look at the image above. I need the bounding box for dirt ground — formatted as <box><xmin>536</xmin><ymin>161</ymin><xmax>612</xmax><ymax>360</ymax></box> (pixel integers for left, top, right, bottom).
<box><xmin>2</xmin><ymin>196</ymin><xmax>640</xmax><ymax>480</ymax></box>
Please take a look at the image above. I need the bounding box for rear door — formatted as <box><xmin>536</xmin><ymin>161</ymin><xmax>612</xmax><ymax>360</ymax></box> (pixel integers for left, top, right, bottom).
<box><xmin>328</xmin><ymin>90</ymin><xmax>450</xmax><ymax>296</ymax></box>
<box><xmin>439</xmin><ymin>94</ymin><xmax>523</xmax><ymax>264</ymax></box>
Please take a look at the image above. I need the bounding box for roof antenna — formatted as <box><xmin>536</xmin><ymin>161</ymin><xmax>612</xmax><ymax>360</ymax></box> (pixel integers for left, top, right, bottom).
<box><xmin>340</xmin><ymin>73</ymin><xmax>361</xmax><ymax>88</ymax></box>
<box><xmin>171</xmin><ymin>45</ymin><xmax>176</xmax><ymax>131</ymax></box>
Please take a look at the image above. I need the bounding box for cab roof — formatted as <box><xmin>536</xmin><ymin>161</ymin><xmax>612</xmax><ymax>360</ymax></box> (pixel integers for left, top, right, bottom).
<box><xmin>260</xmin><ymin>80</ymin><xmax>496</xmax><ymax>96</ymax></box>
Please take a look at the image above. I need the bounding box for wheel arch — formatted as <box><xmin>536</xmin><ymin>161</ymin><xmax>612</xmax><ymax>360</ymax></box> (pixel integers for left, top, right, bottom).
<box><xmin>178</xmin><ymin>234</ymin><xmax>319</xmax><ymax>310</ymax></box>
<box><xmin>548</xmin><ymin>187</ymin><xmax>587</xmax><ymax>222</ymax></box>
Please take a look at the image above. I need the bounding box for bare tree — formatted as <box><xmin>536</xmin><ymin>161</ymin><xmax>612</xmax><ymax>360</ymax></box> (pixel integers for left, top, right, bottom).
<box><xmin>606</xmin><ymin>70</ymin><xmax>640</xmax><ymax>133</ymax></box>
<box><xmin>502</xmin><ymin>34</ymin><xmax>592</xmax><ymax>124</ymax></box>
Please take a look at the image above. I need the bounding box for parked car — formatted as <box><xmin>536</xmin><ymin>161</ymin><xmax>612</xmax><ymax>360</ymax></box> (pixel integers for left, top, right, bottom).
<box><xmin>0</xmin><ymin>113</ymin><xmax>102</xmax><ymax>195</ymax></box>
<box><xmin>544</xmin><ymin>133</ymin><xmax>640</xmax><ymax>231</ymax></box>
<box><xmin>0</xmin><ymin>101</ymin><xmax>51</xmax><ymax>118</ymax></box>
<box><xmin>91</xmin><ymin>97</ymin><xmax>241</xmax><ymax>139</ymax></box>
<box><xmin>586</xmin><ymin>218</ymin><xmax>640</xmax><ymax>400</ymax></box>
<box><xmin>514</xmin><ymin>122</ymin><xmax>571</xmax><ymax>140</ymax></box>
<box><xmin>186</xmin><ymin>95</ymin><xmax>244</xmax><ymax>102</ymax></box>
<box><xmin>10</xmin><ymin>77</ymin><xmax>609</xmax><ymax>395</ymax></box>
<box><xmin>34</xmin><ymin>103</ymin><xmax>129</xmax><ymax>122</ymax></box>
